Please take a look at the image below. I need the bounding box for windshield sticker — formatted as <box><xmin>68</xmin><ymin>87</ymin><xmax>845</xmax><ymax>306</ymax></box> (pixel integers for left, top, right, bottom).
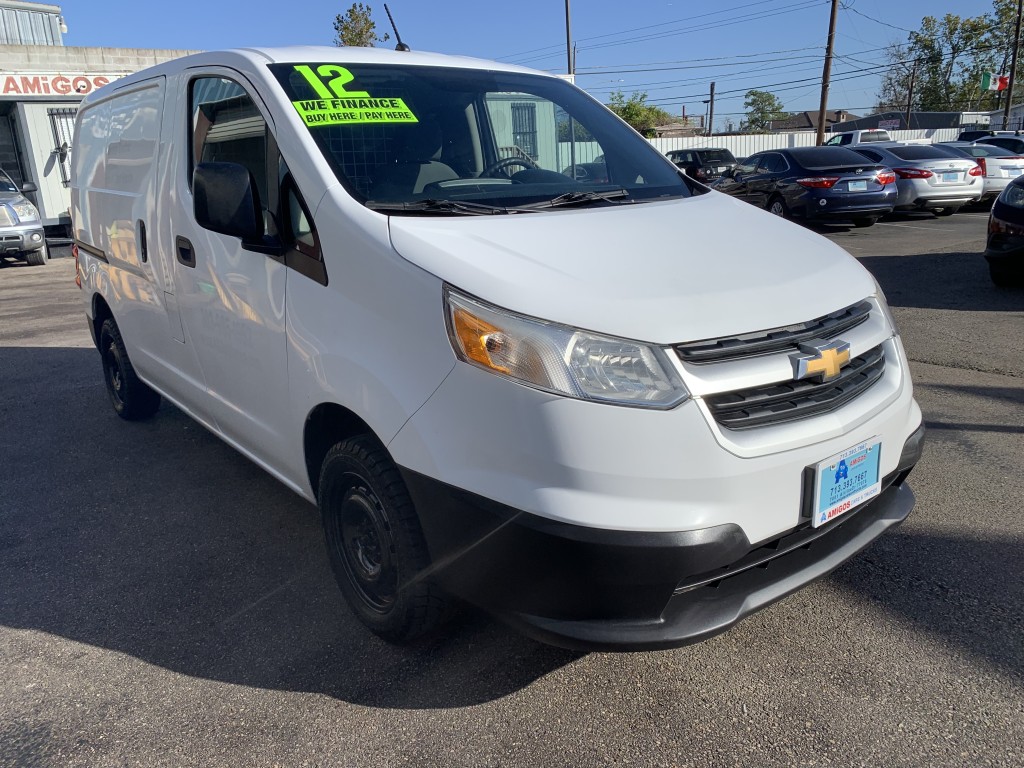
<box><xmin>291</xmin><ymin>64</ymin><xmax>418</xmax><ymax>126</ymax></box>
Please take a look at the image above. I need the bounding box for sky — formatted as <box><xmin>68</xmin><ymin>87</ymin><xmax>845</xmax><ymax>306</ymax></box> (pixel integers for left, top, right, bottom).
<box><xmin>61</xmin><ymin>0</ymin><xmax>987</xmax><ymax>130</ymax></box>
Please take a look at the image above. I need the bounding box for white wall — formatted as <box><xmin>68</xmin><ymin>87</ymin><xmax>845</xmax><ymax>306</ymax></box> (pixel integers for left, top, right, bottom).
<box><xmin>648</xmin><ymin>128</ymin><xmax>960</xmax><ymax>158</ymax></box>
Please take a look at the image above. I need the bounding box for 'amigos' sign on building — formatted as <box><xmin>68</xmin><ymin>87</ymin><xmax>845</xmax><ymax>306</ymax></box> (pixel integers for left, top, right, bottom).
<box><xmin>1</xmin><ymin>73</ymin><xmax>124</xmax><ymax>97</ymax></box>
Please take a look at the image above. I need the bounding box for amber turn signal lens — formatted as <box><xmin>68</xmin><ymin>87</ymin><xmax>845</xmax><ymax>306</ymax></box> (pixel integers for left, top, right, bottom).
<box><xmin>452</xmin><ymin>307</ymin><xmax>510</xmax><ymax>374</ymax></box>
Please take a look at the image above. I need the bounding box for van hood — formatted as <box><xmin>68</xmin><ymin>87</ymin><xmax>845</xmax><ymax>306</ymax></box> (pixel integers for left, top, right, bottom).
<box><xmin>387</xmin><ymin>192</ymin><xmax>877</xmax><ymax>344</ymax></box>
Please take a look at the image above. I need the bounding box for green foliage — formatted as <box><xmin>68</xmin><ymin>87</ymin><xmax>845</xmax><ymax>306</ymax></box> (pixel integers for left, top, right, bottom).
<box><xmin>876</xmin><ymin>2</ymin><xmax>1011</xmax><ymax>113</ymax></box>
<box><xmin>333</xmin><ymin>3</ymin><xmax>390</xmax><ymax>47</ymax></box>
<box><xmin>742</xmin><ymin>90</ymin><xmax>787</xmax><ymax>132</ymax></box>
<box><xmin>606</xmin><ymin>91</ymin><xmax>673</xmax><ymax>138</ymax></box>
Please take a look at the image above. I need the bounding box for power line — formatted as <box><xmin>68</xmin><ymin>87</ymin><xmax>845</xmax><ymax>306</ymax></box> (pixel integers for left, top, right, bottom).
<box><xmin>496</xmin><ymin>0</ymin><xmax>817</xmax><ymax>62</ymax></box>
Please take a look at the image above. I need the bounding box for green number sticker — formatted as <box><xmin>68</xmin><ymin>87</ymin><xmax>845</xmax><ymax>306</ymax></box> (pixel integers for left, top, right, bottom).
<box><xmin>292</xmin><ymin>64</ymin><xmax>418</xmax><ymax>126</ymax></box>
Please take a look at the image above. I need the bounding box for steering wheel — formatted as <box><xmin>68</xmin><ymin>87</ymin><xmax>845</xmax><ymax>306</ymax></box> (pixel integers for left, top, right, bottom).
<box><xmin>482</xmin><ymin>156</ymin><xmax>539</xmax><ymax>178</ymax></box>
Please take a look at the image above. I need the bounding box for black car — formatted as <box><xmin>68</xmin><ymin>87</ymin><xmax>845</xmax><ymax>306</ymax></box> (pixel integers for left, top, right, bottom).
<box><xmin>985</xmin><ymin>176</ymin><xmax>1024</xmax><ymax>287</ymax></box>
<box><xmin>711</xmin><ymin>146</ymin><xmax>897</xmax><ymax>227</ymax></box>
<box><xmin>978</xmin><ymin>135</ymin><xmax>1024</xmax><ymax>154</ymax></box>
<box><xmin>665</xmin><ymin>147</ymin><xmax>737</xmax><ymax>182</ymax></box>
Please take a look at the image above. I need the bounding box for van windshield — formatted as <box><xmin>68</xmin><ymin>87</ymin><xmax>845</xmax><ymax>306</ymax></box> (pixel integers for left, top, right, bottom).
<box><xmin>269</xmin><ymin>63</ymin><xmax>689</xmax><ymax>213</ymax></box>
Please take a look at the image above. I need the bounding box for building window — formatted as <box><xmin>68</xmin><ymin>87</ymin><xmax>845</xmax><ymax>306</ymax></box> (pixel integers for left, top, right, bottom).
<box><xmin>47</xmin><ymin>107</ymin><xmax>76</xmax><ymax>187</ymax></box>
<box><xmin>511</xmin><ymin>102</ymin><xmax>538</xmax><ymax>160</ymax></box>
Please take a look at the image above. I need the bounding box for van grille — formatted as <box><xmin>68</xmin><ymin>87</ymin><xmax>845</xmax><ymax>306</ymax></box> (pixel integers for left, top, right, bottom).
<box><xmin>674</xmin><ymin>301</ymin><xmax>871</xmax><ymax>364</ymax></box>
<box><xmin>704</xmin><ymin>345</ymin><xmax>885</xmax><ymax>430</ymax></box>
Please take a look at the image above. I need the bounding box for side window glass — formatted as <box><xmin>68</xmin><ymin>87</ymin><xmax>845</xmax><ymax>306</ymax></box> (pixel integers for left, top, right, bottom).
<box><xmin>757</xmin><ymin>154</ymin><xmax>776</xmax><ymax>173</ymax></box>
<box><xmin>839</xmin><ymin>134</ymin><xmax>851</xmax><ymax>145</ymax></box>
<box><xmin>190</xmin><ymin>77</ymin><xmax>269</xmax><ymax>209</ymax></box>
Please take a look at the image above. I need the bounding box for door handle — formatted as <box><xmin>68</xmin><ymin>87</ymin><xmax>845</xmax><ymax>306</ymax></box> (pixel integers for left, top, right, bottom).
<box><xmin>175</xmin><ymin>236</ymin><xmax>196</xmax><ymax>268</ymax></box>
<box><xmin>137</xmin><ymin>219</ymin><xmax>148</xmax><ymax>263</ymax></box>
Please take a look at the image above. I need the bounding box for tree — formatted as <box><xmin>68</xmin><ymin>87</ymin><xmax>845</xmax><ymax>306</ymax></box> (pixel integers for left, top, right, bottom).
<box><xmin>876</xmin><ymin>3</ymin><xmax>1010</xmax><ymax>114</ymax></box>
<box><xmin>742</xmin><ymin>90</ymin><xmax>786</xmax><ymax>132</ymax></box>
<box><xmin>606</xmin><ymin>91</ymin><xmax>673</xmax><ymax>138</ymax></box>
<box><xmin>333</xmin><ymin>3</ymin><xmax>390</xmax><ymax>47</ymax></box>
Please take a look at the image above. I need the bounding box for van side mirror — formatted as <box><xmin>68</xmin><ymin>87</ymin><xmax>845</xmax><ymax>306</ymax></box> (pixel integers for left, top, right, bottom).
<box><xmin>20</xmin><ymin>181</ymin><xmax>37</xmax><ymax>193</ymax></box>
<box><xmin>193</xmin><ymin>162</ymin><xmax>264</xmax><ymax>243</ymax></box>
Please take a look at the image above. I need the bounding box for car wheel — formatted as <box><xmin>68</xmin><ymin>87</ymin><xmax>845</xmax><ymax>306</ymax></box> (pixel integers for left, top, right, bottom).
<box><xmin>767</xmin><ymin>196</ymin><xmax>788</xmax><ymax>218</ymax></box>
<box><xmin>933</xmin><ymin>207</ymin><xmax>960</xmax><ymax>217</ymax></box>
<box><xmin>24</xmin><ymin>244</ymin><xmax>48</xmax><ymax>266</ymax></box>
<box><xmin>852</xmin><ymin>217</ymin><xmax>878</xmax><ymax>228</ymax></box>
<box><xmin>319</xmin><ymin>435</ymin><xmax>452</xmax><ymax>642</ymax></box>
<box><xmin>99</xmin><ymin>318</ymin><xmax>161</xmax><ymax>420</ymax></box>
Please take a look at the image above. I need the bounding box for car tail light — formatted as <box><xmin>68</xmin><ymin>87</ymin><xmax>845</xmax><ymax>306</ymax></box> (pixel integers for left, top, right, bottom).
<box><xmin>796</xmin><ymin>176</ymin><xmax>839</xmax><ymax>189</ymax></box>
<box><xmin>969</xmin><ymin>162</ymin><xmax>984</xmax><ymax>177</ymax></box>
<box><xmin>893</xmin><ymin>167</ymin><xmax>933</xmax><ymax>179</ymax></box>
<box><xmin>73</xmin><ymin>242</ymin><xmax>81</xmax><ymax>288</ymax></box>
<box><xmin>876</xmin><ymin>170</ymin><xmax>896</xmax><ymax>185</ymax></box>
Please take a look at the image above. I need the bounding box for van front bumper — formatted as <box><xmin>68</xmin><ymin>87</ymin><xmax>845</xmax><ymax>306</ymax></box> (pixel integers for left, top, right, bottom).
<box><xmin>401</xmin><ymin>423</ymin><xmax>924</xmax><ymax>652</ymax></box>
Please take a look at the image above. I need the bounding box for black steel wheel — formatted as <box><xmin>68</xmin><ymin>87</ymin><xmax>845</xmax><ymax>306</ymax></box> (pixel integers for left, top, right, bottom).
<box><xmin>99</xmin><ymin>318</ymin><xmax>161</xmax><ymax>420</ymax></box>
<box><xmin>319</xmin><ymin>435</ymin><xmax>451</xmax><ymax>641</ymax></box>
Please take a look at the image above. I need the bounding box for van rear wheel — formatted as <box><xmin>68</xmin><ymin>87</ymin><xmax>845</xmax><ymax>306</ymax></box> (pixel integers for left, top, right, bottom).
<box><xmin>319</xmin><ymin>435</ymin><xmax>451</xmax><ymax>642</ymax></box>
<box><xmin>99</xmin><ymin>318</ymin><xmax>161</xmax><ymax>420</ymax></box>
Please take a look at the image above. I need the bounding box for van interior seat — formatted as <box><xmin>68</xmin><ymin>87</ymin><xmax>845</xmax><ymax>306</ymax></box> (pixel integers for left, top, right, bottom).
<box><xmin>370</xmin><ymin>122</ymin><xmax>459</xmax><ymax>198</ymax></box>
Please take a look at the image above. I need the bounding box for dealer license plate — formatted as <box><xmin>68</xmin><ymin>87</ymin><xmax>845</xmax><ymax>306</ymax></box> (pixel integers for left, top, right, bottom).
<box><xmin>812</xmin><ymin>438</ymin><xmax>882</xmax><ymax>528</ymax></box>
<box><xmin>941</xmin><ymin>171</ymin><xmax>959</xmax><ymax>182</ymax></box>
<box><xmin>848</xmin><ymin>180</ymin><xmax>867</xmax><ymax>192</ymax></box>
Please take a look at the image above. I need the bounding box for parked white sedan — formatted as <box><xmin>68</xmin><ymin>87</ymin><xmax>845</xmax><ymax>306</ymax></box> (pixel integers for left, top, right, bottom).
<box><xmin>937</xmin><ymin>142</ymin><xmax>1024</xmax><ymax>203</ymax></box>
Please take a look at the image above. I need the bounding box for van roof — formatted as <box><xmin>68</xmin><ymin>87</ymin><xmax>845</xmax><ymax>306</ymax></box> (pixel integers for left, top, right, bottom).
<box><xmin>87</xmin><ymin>45</ymin><xmax>552</xmax><ymax>102</ymax></box>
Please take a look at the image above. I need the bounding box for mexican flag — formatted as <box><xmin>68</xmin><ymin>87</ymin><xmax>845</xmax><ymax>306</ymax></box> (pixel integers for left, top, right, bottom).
<box><xmin>982</xmin><ymin>72</ymin><xmax>1010</xmax><ymax>91</ymax></box>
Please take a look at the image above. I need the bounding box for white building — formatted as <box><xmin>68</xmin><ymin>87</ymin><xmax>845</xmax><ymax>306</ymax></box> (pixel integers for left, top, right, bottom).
<box><xmin>0</xmin><ymin>1</ymin><xmax>195</xmax><ymax>234</ymax></box>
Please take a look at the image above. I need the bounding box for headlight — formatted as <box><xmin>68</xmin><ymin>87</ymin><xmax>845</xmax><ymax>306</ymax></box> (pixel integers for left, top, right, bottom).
<box><xmin>999</xmin><ymin>183</ymin><xmax>1024</xmax><ymax>208</ymax></box>
<box><xmin>9</xmin><ymin>200</ymin><xmax>39</xmax><ymax>223</ymax></box>
<box><xmin>444</xmin><ymin>287</ymin><xmax>689</xmax><ymax>409</ymax></box>
<box><xmin>872</xmin><ymin>278</ymin><xmax>899</xmax><ymax>336</ymax></box>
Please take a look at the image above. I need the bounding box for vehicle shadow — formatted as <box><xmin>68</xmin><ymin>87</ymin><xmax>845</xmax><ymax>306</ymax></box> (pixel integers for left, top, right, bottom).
<box><xmin>856</xmin><ymin>249</ymin><xmax>1024</xmax><ymax>311</ymax></box>
<box><xmin>0</xmin><ymin>347</ymin><xmax>580</xmax><ymax>710</ymax></box>
<box><xmin>829</xmin><ymin>527</ymin><xmax>1024</xmax><ymax>679</ymax></box>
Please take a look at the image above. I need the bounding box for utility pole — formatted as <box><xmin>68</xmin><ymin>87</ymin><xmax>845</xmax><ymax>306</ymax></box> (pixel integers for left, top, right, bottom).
<box><xmin>1003</xmin><ymin>0</ymin><xmax>1023</xmax><ymax>130</ymax></box>
<box><xmin>905</xmin><ymin>61</ymin><xmax>917</xmax><ymax>128</ymax></box>
<box><xmin>707</xmin><ymin>82</ymin><xmax>716</xmax><ymax>137</ymax></box>
<box><xmin>815</xmin><ymin>0</ymin><xmax>840</xmax><ymax>146</ymax></box>
<box><xmin>565</xmin><ymin>0</ymin><xmax>574</xmax><ymax>77</ymax></box>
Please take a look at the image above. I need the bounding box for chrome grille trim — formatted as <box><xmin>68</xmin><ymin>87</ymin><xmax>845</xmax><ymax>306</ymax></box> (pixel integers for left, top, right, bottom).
<box><xmin>704</xmin><ymin>345</ymin><xmax>885</xmax><ymax>430</ymax></box>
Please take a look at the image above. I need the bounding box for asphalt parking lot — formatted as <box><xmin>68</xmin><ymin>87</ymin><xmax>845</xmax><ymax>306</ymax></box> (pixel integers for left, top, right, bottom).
<box><xmin>1</xmin><ymin>212</ymin><xmax>1022</xmax><ymax>768</ymax></box>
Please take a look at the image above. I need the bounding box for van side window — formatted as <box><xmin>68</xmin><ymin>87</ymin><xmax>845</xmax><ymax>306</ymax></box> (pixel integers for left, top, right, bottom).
<box><xmin>280</xmin><ymin>168</ymin><xmax>326</xmax><ymax>285</ymax></box>
<box><xmin>190</xmin><ymin>77</ymin><xmax>269</xmax><ymax>208</ymax></box>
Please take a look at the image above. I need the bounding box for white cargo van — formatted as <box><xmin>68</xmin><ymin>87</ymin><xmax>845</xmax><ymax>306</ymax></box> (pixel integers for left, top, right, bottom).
<box><xmin>71</xmin><ymin>47</ymin><xmax>924</xmax><ymax>651</ymax></box>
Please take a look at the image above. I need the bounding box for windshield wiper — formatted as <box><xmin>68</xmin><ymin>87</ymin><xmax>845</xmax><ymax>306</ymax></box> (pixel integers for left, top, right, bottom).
<box><xmin>366</xmin><ymin>199</ymin><xmax>533</xmax><ymax>215</ymax></box>
<box><xmin>522</xmin><ymin>188</ymin><xmax>631</xmax><ymax>209</ymax></box>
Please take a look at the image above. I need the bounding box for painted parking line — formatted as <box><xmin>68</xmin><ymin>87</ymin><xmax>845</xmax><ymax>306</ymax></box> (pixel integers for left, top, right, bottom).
<box><xmin>876</xmin><ymin>222</ymin><xmax>957</xmax><ymax>232</ymax></box>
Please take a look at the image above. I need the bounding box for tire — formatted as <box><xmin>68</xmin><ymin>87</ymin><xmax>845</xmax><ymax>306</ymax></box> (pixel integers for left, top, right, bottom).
<box><xmin>933</xmin><ymin>207</ymin><xmax>959</xmax><ymax>217</ymax></box>
<box><xmin>767</xmin><ymin>196</ymin><xmax>788</xmax><ymax>219</ymax></box>
<box><xmin>24</xmin><ymin>244</ymin><xmax>47</xmax><ymax>266</ymax></box>
<box><xmin>319</xmin><ymin>435</ymin><xmax>451</xmax><ymax>642</ymax></box>
<box><xmin>98</xmin><ymin>318</ymin><xmax>161</xmax><ymax>420</ymax></box>
<box><xmin>852</xmin><ymin>217</ymin><xmax>878</xmax><ymax>228</ymax></box>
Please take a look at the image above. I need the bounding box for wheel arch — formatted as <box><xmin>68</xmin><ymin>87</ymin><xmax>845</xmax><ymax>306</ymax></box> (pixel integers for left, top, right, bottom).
<box><xmin>304</xmin><ymin>402</ymin><xmax>377</xmax><ymax>500</ymax></box>
<box><xmin>91</xmin><ymin>293</ymin><xmax>114</xmax><ymax>350</ymax></box>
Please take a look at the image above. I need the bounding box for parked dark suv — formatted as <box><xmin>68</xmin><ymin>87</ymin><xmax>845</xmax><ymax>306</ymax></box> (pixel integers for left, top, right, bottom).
<box><xmin>666</xmin><ymin>148</ymin><xmax>738</xmax><ymax>182</ymax></box>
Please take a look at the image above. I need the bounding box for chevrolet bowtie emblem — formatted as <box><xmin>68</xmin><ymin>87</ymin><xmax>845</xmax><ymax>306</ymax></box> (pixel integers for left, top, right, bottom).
<box><xmin>790</xmin><ymin>339</ymin><xmax>851</xmax><ymax>382</ymax></box>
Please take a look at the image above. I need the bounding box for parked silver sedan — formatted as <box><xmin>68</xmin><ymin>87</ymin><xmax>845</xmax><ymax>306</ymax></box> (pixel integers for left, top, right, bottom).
<box><xmin>851</xmin><ymin>144</ymin><xmax>983</xmax><ymax>215</ymax></box>
<box><xmin>935</xmin><ymin>142</ymin><xmax>1024</xmax><ymax>203</ymax></box>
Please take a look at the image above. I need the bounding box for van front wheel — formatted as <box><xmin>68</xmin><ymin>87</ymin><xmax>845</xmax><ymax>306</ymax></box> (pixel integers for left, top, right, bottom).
<box><xmin>319</xmin><ymin>436</ymin><xmax>451</xmax><ymax>642</ymax></box>
<box><xmin>99</xmin><ymin>318</ymin><xmax>161</xmax><ymax>420</ymax></box>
